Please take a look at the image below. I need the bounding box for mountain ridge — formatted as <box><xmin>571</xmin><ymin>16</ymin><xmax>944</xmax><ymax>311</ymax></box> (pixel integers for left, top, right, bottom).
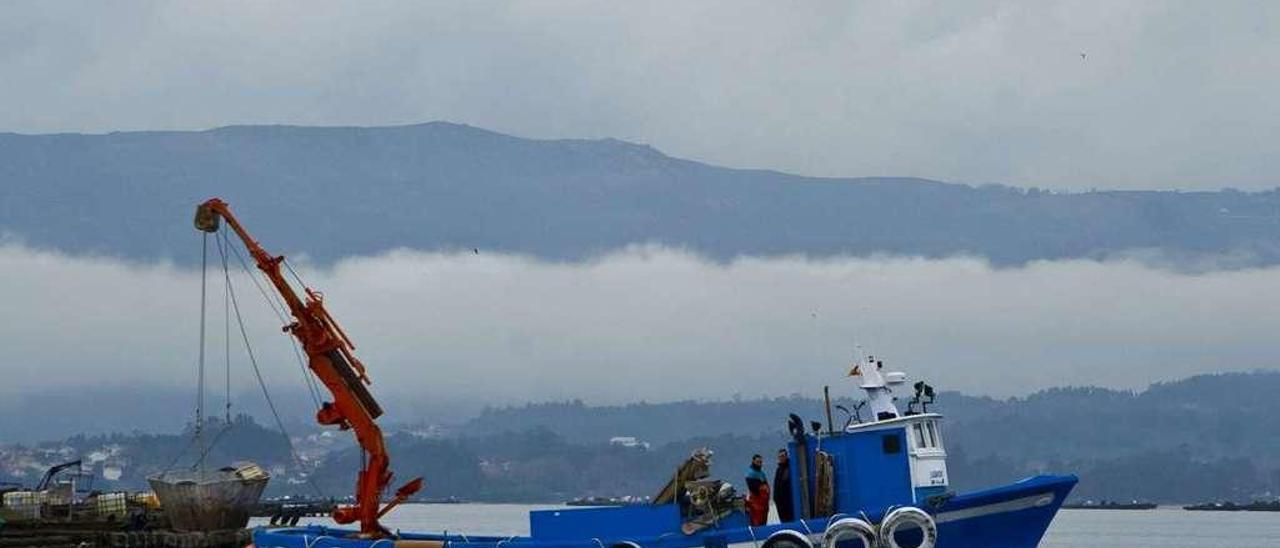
<box><xmin>5</xmin><ymin>121</ymin><xmax>1280</xmax><ymax>267</ymax></box>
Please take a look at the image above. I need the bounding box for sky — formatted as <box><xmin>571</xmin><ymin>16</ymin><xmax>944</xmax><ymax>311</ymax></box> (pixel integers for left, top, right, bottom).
<box><xmin>2</xmin><ymin>1</ymin><xmax>1279</xmax><ymax>190</ymax></box>
<box><xmin>3</xmin><ymin>242</ymin><xmax>1276</xmax><ymax>408</ymax></box>
<box><xmin>2</xmin><ymin>2</ymin><xmax>1279</xmax><ymax>418</ymax></box>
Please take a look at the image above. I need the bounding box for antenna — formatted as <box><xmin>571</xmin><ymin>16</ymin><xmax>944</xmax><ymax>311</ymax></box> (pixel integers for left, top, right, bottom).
<box><xmin>834</xmin><ymin>405</ymin><xmax>852</xmax><ymax>430</ymax></box>
<box><xmin>908</xmin><ymin>381</ymin><xmax>937</xmax><ymax>414</ymax></box>
<box><xmin>838</xmin><ymin>401</ymin><xmax>867</xmax><ymax>427</ymax></box>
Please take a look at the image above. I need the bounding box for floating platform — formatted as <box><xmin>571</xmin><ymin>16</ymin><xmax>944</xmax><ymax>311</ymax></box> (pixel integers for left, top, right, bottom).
<box><xmin>0</xmin><ymin>522</ymin><xmax>251</xmax><ymax>548</ymax></box>
<box><xmin>1062</xmin><ymin>501</ymin><xmax>1157</xmax><ymax>510</ymax></box>
<box><xmin>252</xmin><ymin>499</ymin><xmax>338</xmax><ymax>526</ymax></box>
<box><xmin>1184</xmin><ymin>500</ymin><xmax>1280</xmax><ymax>512</ymax></box>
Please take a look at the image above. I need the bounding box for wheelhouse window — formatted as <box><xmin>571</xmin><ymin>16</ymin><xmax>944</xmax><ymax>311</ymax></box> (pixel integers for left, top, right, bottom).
<box><xmin>910</xmin><ymin>419</ymin><xmax>944</xmax><ymax>451</ymax></box>
<box><xmin>882</xmin><ymin>433</ymin><xmax>902</xmax><ymax>454</ymax></box>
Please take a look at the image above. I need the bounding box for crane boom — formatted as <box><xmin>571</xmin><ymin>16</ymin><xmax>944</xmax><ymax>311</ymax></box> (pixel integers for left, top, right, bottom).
<box><xmin>195</xmin><ymin>198</ymin><xmax>421</xmax><ymax>538</ymax></box>
<box><xmin>36</xmin><ymin>460</ymin><xmax>82</xmax><ymax>491</ymax></box>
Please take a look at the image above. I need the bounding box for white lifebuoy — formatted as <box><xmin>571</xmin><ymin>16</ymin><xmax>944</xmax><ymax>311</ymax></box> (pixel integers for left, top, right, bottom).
<box><xmin>763</xmin><ymin>529</ymin><xmax>814</xmax><ymax>548</ymax></box>
<box><xmin>877</xmin><ymin>507</ymin><xmax>937</xmax><ymax>548</ymax></box>
<box><xmin>822</xmin><ymin>517</ymin><xmax>878</xmax><ymax>548</ymax></box>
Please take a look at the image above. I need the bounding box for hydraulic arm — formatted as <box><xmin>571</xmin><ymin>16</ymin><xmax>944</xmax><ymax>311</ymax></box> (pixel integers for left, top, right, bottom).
<box><xmin>195</xmin><ymin>198</ymin><xmax>422</xmax><ymax>538</ymax></box>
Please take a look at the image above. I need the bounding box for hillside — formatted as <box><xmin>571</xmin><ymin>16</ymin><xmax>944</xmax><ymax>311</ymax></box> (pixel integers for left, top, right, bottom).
<box><xmin>464</xmin><ymin>372</ymin><xmax>1280</xmax><ymax>501</ymax></box>
<box><xmin>4</xmin><ymin>123</ymin><xmax>1280</xmax><ymax>266</ymax></box>
<box><xmin>4</xmin><ymin>372</ymin><xmax>1277</xmax><ymax>503</ymax></box>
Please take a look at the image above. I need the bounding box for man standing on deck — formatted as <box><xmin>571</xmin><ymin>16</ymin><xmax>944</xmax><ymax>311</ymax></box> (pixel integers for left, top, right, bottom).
<box><xmin>773</xmin><ymin>449</ymin><xmax>794</xmax><ymax>522</ymax></box>
<box><xmin>744</xmin><ymin>454</ymin><xmax>770</xmax><ymax>526</ymax></box>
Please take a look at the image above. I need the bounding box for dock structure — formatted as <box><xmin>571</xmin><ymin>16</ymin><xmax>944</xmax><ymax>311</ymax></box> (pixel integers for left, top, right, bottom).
<box><xmin>0</xmin><ymin>522</ymin><xmax>251</xmax><ymax>548</ymax></box>
<box><xmin>251</xmin><ymin>499</ymin><xmax>338</xmax><ymax>526</ymax></box>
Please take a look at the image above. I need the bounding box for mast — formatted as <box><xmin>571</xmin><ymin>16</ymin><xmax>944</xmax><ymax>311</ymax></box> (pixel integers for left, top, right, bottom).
<box><xmin>195</xmin><ymin>198</ymin><xmax>421</xmax><ymax>538</ymax></box>
<box><xmin>849</xmin><ymin>355</ymin><xmax>905</xmax><ymax>422</ymax></box>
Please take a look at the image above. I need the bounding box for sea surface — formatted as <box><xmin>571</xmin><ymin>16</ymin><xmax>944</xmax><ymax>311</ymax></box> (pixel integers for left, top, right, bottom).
<box><xmin>251</xmin><ymin>504</ymin><xmax>1280</xmax><ymax>547</ymax></box>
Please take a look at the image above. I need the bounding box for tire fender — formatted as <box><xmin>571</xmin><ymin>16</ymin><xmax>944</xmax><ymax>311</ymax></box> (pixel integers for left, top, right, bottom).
<box><xmin>878</xmin><ymin>507</ymin><xmax>937</xmax><ymax>548</ymax></box>
<box><xmin>823</xmin><ymin>517</ymin><xmax>878</xmax><ymax>548</ymax></box>
<box><xmin>763</xmin><ymin>529</ymin><xmax>814</xmax><ymax>548</ymax></box>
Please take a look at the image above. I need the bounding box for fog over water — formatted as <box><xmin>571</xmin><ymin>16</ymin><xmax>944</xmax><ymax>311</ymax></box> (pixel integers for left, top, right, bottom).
<box><xmin>2</xmin><ymin>242</ymin><xmax>1277</xmax><ymax>406</ymax></box>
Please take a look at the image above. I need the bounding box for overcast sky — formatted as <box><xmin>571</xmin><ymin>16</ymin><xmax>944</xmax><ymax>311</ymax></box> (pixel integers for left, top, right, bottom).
<box><xmin>2</xmin><ymin>1</ymin><xmax>1278</xmax><ymax>190</ymax></box>
<box><xmin>3</xmin><ymin>242</ymin><xmax>1276</xmax><ymax>407</ymax></box>
<box><xmin>3</xmin><ymin>2</ymin><xmax>1279</xmax><ymax>414</ymax></box>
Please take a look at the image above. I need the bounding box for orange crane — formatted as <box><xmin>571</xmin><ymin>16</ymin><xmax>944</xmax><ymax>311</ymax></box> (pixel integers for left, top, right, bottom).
<box><xmin>195</xmin><ymin>198</ymin><xmax>422</xmax><ymax>538</ymax></box>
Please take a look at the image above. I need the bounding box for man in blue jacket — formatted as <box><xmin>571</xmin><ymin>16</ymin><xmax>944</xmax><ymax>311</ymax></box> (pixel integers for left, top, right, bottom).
<box><xmin>744</xmin><ymin>454</ymin><xmax>769</xmax><ymax>525</ymax></box>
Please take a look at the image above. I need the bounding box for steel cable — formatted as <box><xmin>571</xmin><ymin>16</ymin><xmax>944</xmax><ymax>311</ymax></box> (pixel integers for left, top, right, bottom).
<box><xmin>222</xmin><ymin>231</ymin><xmax>325</xmax><ymax>410</ymax></box>
<box><xmin>222</xmin><ymin>235</ymin><xmax>327</xmax><ymax>499</ymax></box>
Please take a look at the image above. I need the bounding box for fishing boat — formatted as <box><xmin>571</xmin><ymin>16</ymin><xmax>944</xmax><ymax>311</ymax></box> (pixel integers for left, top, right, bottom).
<box><xmin>191</xmin><ymin>199</ymin><xmax>1075</xmax><ymax>548</ymax></box>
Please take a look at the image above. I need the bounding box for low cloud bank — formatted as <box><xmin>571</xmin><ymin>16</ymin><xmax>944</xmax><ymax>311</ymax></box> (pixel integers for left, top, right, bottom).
<box><xmin>2</xmin><ymin>243</ymin><xmax>1276</xmax><ymax>410</ymax></box>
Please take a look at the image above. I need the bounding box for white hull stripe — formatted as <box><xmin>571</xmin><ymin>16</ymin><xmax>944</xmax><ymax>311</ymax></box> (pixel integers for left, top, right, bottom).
<box><xmin>934</xmin><ymin>492</ymin><xmax>1056</xmax><ymax>524</ymax></box>
<box><xmin>705</xmin><ymin>493</ymin><xmax>1053</xmax><ymax>548</ymax></box>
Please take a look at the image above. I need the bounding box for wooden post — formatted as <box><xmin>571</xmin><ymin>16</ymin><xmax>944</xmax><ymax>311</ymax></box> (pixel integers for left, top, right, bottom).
<box><xmin>824</xmin><ymin>385</ymin><xmax>835</xmax><ymax>435</ymax></box>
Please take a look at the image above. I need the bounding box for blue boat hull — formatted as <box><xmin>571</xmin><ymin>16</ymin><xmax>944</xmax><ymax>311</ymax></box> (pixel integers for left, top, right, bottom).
<box><xmin>932</xmin><ymin>475</ymin><xmax>1076</xmax><ymax>548</ymax></box>
<box><xmin>253</xmin><ymin>475</ymin><xmax>1076</xmax><ymax>548</ymax></box>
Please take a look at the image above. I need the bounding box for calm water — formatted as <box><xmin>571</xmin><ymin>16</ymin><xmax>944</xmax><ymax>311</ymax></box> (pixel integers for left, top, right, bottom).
<box><xmin>252</xmin><ymin>504</ymin><xmax>1280</xmax><ymax>547</ymax></box>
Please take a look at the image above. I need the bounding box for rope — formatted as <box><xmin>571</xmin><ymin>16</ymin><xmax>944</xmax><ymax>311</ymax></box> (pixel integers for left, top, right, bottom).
<box><xmin>195</xmin><ymin>232</ymin><xmax>208</xmax><ymax>472</ymax></box>
<box><xmin>222</xmin><ymin>232</ymin><xmax>324</xmax><ymax>410</ymax></box>
<box><xmin>223</xmin><ymin>243</ymin><xmax>326</xmax><ymax>499</ymax></box>
<box><xmin>183</xmin><ymin>235</ymin><xmax>240</xmax><ymax>466</ymax></box>
<box><xmin>220</xmin><ymin>234</ymin><xmax>232</xmax><ymax>424</ymax></box>
<box><xmin>161</xmin><ymin>430</ymin><xmax>199</xmax><ymax>473</ymax></box>
<box><xmin>190</xmin><ymin>422</ymin><xmax>234</xmax><ymax>469</ymax></box>
<box><xmin>284</xmin><ymin>260</ymin><xmax>310</xmax><ymax>294</ymax></box>
<box><xmin>823</xmin><ymin>513</ymin><xmax>850</xmax><ymax>532</ymax></box>
<box><xmin>304</xmin><ymin>535</ymin><xmax>334</xmax><ymax>548</ymax></box>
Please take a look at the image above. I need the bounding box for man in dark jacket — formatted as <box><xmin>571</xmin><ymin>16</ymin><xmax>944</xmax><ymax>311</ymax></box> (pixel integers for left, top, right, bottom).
<box><xmin>772</xmin><ymin>449</ymin><xmax>795</xmax><ymax>522</ymax></box>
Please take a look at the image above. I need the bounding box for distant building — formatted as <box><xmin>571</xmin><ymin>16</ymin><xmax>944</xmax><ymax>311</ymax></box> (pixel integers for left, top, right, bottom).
<box><xmin>609</xmin><ymin>436</ymin><xmax>650</xmax><ymax>450</ymax></box>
